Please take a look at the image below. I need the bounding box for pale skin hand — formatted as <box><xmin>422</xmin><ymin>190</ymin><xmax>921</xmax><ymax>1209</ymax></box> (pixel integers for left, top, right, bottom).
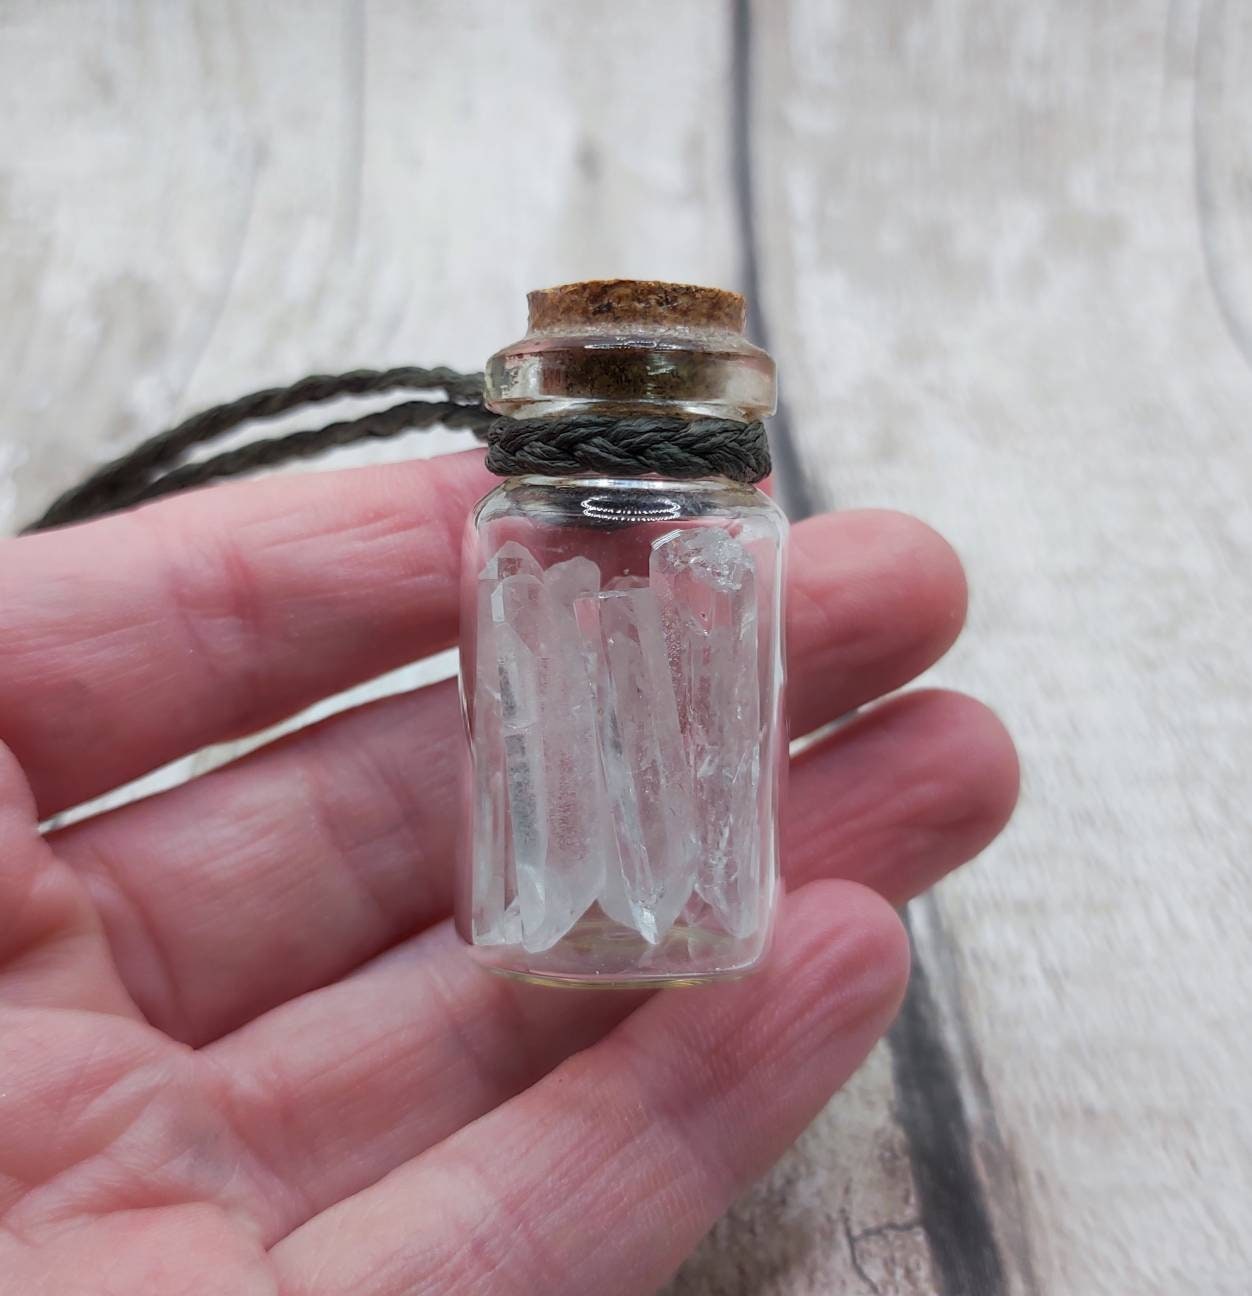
<box><xmin>0</xmin><ymin>451</ymin><xmax>1017</xmax><ymax>1296</ymax></box>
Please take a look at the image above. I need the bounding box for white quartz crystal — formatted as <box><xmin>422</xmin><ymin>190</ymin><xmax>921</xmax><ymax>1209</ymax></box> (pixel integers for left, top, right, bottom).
<box><xmin>651</xmin><ymin>528</ymin><xmax>761</xmax><ymax>937</ymax></box>
<box><xmin>488</xmin><ymin>568</ymin><xmax>609</xmax><ymax>953</ymax></box>
<box><xmin>591</xmin><ymin>585</ymin><xmax>696</xmax><ymax>943</ymax></box>
<box><xmin>470</xmin><ymin>571</ymin><xmax>521</xmax><ymax>945</ymax></box>
<box><xmin>473</xmin><ymin>528</ymin><xmax>762</xmax><ymax>950</ymax></box>
<box><xmin>543</xmin><ymin>555</ymin><xmax>601</xmax><ymax>607</ymax></box>
<box><xmin>470</xmin><ymin>541</ymin><xmax>560</xmax><ymax>947</ymax></box>
<box><xmin>482</xmin><ymin>539</ymin><xmax>543</xmax><ymax>583</ymax></box>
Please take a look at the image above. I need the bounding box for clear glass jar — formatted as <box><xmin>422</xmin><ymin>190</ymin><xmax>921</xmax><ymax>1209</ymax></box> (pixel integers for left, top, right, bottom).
<box><xmin>457</xmin><ymin>280</ymin><xmax>787</xmax><ymax>987</ymax></box>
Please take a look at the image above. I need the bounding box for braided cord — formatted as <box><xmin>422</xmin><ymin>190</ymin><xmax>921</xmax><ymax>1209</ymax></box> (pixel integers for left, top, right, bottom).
<box><xmin>485</xmin><ymin>415</ymin><xmax>769</xmax><ymax>482</ymax></box>
<box><xmin>23</xmin><ymin>368</ymin><xmax>770</xmax><ymax>534</ymax></box>
<box><xmin>26</xmin><ymin>367</ymin><xmax>487</xmax><ymax>533</ymax></box>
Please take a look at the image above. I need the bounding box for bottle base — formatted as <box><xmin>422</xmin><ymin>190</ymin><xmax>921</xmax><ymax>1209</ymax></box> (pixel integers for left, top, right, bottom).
<box><xmin>464</xmin><ymin>907</ymin><xmax>773</xmax><ymax>989</ymax></box>
<box><xmin>480</xmin><ymin>963</ymin><xmax>759</xmax><ymax>992</ymax></box>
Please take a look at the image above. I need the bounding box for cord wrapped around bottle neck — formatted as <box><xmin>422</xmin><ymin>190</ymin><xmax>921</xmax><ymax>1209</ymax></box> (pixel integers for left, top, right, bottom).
<box><xmin>22</xmin><ymin>368</ymin><xmax>771</xmax><ymax>534</ymax></box>
<box><xmin>484</xmin><ymin>413</ymin><xmax>769</xmax><ymax>482</ymax></box>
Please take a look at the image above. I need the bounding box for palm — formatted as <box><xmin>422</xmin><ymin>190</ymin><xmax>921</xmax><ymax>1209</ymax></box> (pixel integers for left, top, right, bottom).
<box><xmin>0</xmin><ymin>453</ymin><xmax>1015</xmax><ymax>1296</ymax></box>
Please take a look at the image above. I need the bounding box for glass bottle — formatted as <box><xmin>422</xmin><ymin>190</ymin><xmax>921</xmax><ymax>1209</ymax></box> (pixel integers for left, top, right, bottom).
<box><xmin>457</xmin><ymin>280</ymin><xmax>787</xmax><ymax>987</ymax></box>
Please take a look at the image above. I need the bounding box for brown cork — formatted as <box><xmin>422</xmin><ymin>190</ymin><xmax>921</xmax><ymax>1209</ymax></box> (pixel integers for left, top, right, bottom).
<box><xmin>527</xmin><ymin>279</ymin><xmax>747</xmax><ymax>333</ymax></box>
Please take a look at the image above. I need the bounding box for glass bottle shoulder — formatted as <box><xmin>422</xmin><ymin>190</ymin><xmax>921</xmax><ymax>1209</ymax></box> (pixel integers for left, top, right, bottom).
<box><xmin>470</xmin><ymin>474</ymin><xmax>788</xmax><ymax>545</ymax></box>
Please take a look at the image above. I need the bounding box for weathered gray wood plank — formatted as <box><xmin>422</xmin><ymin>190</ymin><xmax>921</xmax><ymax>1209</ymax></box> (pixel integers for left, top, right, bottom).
<box><xmin>0</xmin><ymin>0</ymin><xmax>746</xmax><ymax>526</ymax></box>
<box><xmin>752</xmin><ymin>2</ymin><xmax>1252</xmax><ymax>1293</ymax></box>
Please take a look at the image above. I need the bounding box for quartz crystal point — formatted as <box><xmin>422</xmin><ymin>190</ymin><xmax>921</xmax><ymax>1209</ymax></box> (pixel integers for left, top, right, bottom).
<box><xmin>470</xmin><ymin>566</ymin><xmax>522</xmax><ymax>945</ymax></box>
<box><xmin>489</xmin><ymin>564</ymin><xmax>609</xmax><ymax>953</ymax></box>
<box><xmin>544</xmin><ymin>554</ymin><xmax>601</xmax><ymax>608</ymax></box>
<box><xmin>483</xmin><ymin>539</ymin><xmax>543</xmax><ymax>583</ymax></box>
<box><xmin>651</xmin><ymin>528</ymin><xmax>761</xmax><ymax>937</ymax></box>
<box><xmin>473</xmin><ymin>531</ymin><xmax>763</xmax><ymax>954</ymax></box>
<box><xmin>471</xmin><ymin>541</ymin><xmax>569</xmax><ymax>948</ymax></box>
<box><xmin>589</xmin><ymin>583</ymin><xmax>697</xmax><ymax>944</ymax></box>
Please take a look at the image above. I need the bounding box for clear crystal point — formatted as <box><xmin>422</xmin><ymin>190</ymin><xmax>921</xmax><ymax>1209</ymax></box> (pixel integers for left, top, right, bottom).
<box><xmin>488</xmin><ymin>570</ymin><xmax>608</xmax><ymax>953</ymax></box>
<box><xmin>591</xmin><ymin>584</ymin><xmax>697</xmax><ymax>944</ymax></box>
<box><xmin>544</xmin><ymin>555</ymin><xmax>601</xmax><ymax>607</ymax></box>
<box><xmin>651</xmin><ymin>528</ymin><xmax>762</xmax><ymax>937</ymax></box>
<box><xmin>471</xmin><ymin>560</ymin><xmax>521</xmax><ymax>945</ymax></box>
<box><xmin>482</xmin><ymin>540</ymin><xmax>543</xmax><ymax>582</ymax></box>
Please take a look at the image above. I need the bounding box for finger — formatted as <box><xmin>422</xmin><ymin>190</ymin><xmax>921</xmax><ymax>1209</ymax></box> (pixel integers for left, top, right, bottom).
<box><xmin>0</xmin><ymin>450</ymin><xmax>494</xmax><ymax>816</ymax></box>
<box><xmin>785</xmin><ymin>510</ymin><xmax>966</xmax><ymax>729</ymax></box>
<box><xmin>61</xmin><ymin>681</ymin><xmax>464</xmax><ymax>1040</ymax></box>
<box><xmin>788</xmin><ymin>689</ymin><xmax>1020</xmax><ymax>903</ymax></box>
<box><xmin>0</xmin><ymin>741</ymin><xmax>134</xmax><ymax>1015</ymax></box>
<box><xmin>218</xmin><ymin>921</ymin><xmax>649</xmax><ymax>1246</ymax></box>
<box><xmin>54</xmin><ymin>512</ymin><xmax>966</xmax><ymax>1044</ymax></box>
<box><xmin>207</xmin><ymin>689</ymin><xmax>1012</xmax><ymax>1241</ymax></box>
<box><xmin>268</xmin><ymin>882</ymin><xmax>908</xmax><ymax>1295</ymax></box>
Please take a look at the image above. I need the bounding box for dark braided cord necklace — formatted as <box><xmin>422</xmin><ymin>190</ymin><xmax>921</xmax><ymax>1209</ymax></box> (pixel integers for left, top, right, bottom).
<box><xmin>22</xmin><ymin>367</ymin><xmax>770</xmax><ymax>535</ymax></box>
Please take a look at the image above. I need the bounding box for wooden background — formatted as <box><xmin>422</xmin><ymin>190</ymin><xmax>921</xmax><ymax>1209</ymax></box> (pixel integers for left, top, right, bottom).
<box><xmin>2</xmin><ymin>2</ymin><xmax>1249</xmax><ymax>1292</ymax></box>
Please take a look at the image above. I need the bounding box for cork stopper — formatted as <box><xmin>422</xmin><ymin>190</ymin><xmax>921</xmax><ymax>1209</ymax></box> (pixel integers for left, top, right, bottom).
<box><xmin>486</xmin><ymin>279</ymin><xmax>775</xmax><ymax>419</ymax></box>
<box><xmin>527</xmin><ymin>279</ymin><xmax>747</xmax><ymax>334</ymax></box>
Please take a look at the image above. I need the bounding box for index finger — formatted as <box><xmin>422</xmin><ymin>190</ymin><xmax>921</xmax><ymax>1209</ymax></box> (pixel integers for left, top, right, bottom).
<box><xmin>0</xmin><ymin>450</ymin><xmax>493</xmax><ymax>816</ymax></box>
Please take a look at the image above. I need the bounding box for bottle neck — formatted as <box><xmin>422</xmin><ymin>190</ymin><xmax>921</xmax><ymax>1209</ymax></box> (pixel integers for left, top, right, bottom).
<box><xmin>483</xmin><ymin>281</ymin><xmax>777</xmax><ymax>484</ymax></box>
<box><xmin>484</xmin><ymin>331</ymin><xmax>775</xmax><ymax>423</ymax></box>
<box><xmin>494</xmin><ymin>393</ymin><xmax>757</xmax><ymax>422</ymax></box>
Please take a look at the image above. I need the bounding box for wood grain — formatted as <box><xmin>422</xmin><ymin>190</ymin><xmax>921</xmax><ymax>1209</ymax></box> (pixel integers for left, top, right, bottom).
<box><xmin>752</xmin><ymin>2</ymin><xmax>1252</xmax><ymax>1292</ymax></box>
<box><xmin>1</xmin><ymin>1</ymin><xmax>1249</xmax><ymax>1293</ymax></box>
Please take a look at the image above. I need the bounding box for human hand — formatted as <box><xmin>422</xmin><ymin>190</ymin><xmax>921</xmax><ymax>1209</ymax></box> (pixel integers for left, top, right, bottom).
<box><xmin>0</xmin><ymin>452</ymin><xmax>1016</xmax><ymax>1294</ymax></box>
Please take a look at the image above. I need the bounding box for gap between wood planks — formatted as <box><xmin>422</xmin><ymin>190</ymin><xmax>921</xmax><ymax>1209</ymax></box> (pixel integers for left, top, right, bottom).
<box><xmin>731</xmin><ymin>3</ymin><xmax>1037</xmax><ymax>1292</ymax></box>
